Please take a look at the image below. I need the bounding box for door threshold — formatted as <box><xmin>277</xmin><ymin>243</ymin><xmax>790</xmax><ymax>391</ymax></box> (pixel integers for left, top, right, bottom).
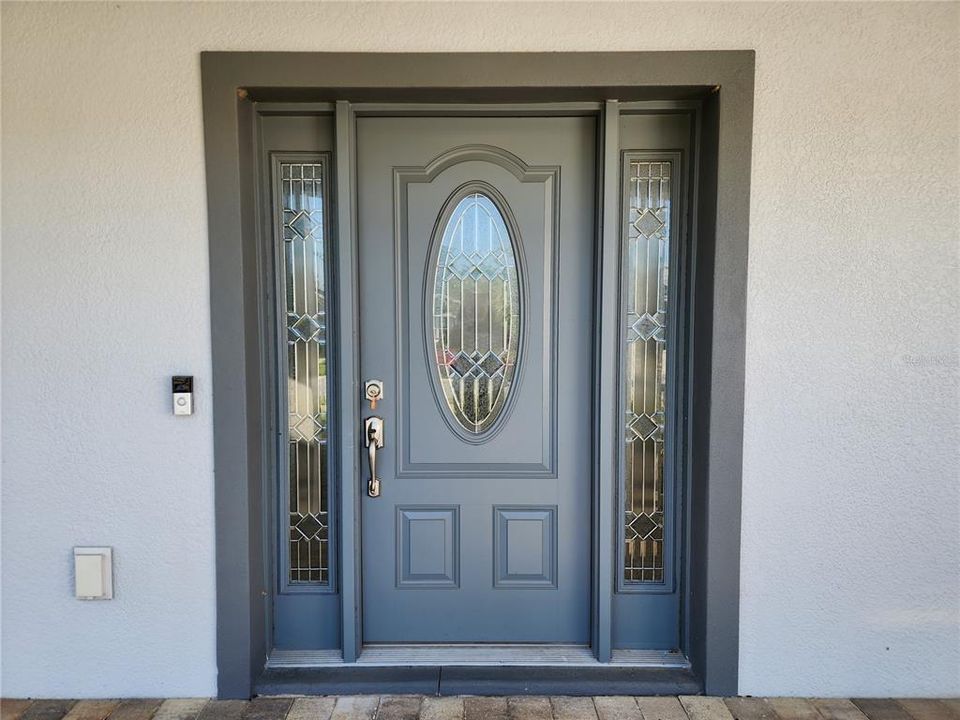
<box><xmin>256</xmin><ymin>664</ymin><xmax>700</xmax><ymax>697</ymax></box>
<box><xmin>361</xmin><ymin>644</ymin><xmax>597</xmax><ymax>667</ymax></box>
<box><xmin>266</xmin><ymin>649</ymin><xmax>345</xmax><ymax>668</ymax></box>
<box><xmin>266</xmin><ymin>645</ymin><xmax>690</xmax><ymax>669</ymax></box>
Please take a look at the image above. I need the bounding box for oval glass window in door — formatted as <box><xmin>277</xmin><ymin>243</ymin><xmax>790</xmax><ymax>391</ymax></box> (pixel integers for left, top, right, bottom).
<box><xmin>431</xmin><ymin>191</ymin><xmax>522</xmax><ymax>436</ymax></box>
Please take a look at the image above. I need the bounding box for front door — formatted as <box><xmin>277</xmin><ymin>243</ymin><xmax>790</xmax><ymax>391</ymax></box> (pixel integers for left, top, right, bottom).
<box><xmin>357</xmin><ymin>116</ymin><xmax>596</xmax><ymax>643</ymax></box>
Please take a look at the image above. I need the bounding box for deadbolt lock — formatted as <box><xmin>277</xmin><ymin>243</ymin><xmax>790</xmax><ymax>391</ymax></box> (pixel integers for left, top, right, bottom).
<box><xmin>364</xmin><ymin>379</ymin><xmax>384</xmax><ymax>410</ymax></box>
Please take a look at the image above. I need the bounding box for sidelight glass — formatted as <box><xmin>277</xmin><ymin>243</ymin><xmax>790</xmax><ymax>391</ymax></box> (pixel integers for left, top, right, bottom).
<box><xmin>432</xmin><ymin>191</ymin><xmax>521</xmax><ymax>436</ymax></box>
<box><xmin>623</xmin><ymin>160</ymin><xmax>671</xmax><ymax>584</ymax></box>
<box><xmin>280</xmin><ymin>162</ymin><xmax>329</xmax><ymax>585</ymax></box>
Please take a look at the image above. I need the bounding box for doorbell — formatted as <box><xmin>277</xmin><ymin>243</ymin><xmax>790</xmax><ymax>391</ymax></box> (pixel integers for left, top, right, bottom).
<box><xmin>172</xmin><ymin>376</ymin><xmax>194</xmax><ymax>416</ymax></box>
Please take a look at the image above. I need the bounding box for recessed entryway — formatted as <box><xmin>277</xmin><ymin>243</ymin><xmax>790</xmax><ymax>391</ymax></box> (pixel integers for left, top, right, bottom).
<box><xmin>260</xmin><ymin>106</ymin><xmax>694</xmax><ymax>666</ymax></box>
<box><xmin>202</xmin><ymin>51</ymin><xmax>754</xmax><ymax>698</ymax></box>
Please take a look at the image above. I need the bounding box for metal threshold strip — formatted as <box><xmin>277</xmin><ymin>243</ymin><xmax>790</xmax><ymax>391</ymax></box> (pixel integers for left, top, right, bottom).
<box><xmin>266</xmin><ymin>645</ymin><xmax>690</xmax><ymax>669</ymax></box>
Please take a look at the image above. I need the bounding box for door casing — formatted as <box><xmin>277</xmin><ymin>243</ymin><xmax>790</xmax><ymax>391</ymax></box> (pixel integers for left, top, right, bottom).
<box><xmin>201</xmin><ymin>51</ymin><xmax>755</xmax><ymax>699</ymax></box>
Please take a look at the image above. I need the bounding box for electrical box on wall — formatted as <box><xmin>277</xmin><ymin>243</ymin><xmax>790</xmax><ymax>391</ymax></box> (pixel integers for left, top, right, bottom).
<box><xmin>74</xmin><ymin>547</ymin><xmax>113</xmax><ymax>600</ymax></box>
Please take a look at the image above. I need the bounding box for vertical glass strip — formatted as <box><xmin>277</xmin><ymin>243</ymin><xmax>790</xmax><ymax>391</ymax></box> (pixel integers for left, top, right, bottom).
<box><xmin>623</xmin><ymin>159</ymin><xmax>671</xmax><ymax>584</ymax></box>
<box><xmin>280</xmin><ymin>162</ymin><xmax>329</xmax><ymax>585</ymax></box>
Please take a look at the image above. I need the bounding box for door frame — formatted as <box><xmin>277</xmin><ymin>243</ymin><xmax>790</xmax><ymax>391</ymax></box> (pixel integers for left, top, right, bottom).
<box><xmin>201</xmin><ymin>51</ymin><xmax>755</xmax><ymax>699</ymax></box>
<box><xmin>354</xmin><ymin>110</ymin><xmax>598</xmax><ymax>648</ymax></box>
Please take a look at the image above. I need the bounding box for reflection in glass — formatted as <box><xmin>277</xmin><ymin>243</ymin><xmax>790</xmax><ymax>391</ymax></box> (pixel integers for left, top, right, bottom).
<box><xmin>432</xmin><ymin>192</ymin><xmax>521</xmax><ymax>435</ymax></box>
<box><xmin>281</xmin><ymin>162</ymin><xmax>329</xmax><ymax>584</ymax></box>
<box><xmin>623</xmin><ymin>160</ymin><xmax>671</xmax><ymax>584</ymax></box>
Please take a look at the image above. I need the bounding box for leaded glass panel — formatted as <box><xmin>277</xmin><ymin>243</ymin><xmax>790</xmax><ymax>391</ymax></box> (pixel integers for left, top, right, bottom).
<box><xmin>623</xmin><ymin>160</ymin><xmax>671</xmax><ymax>584</ymax></box>
<box><xmin>280</xmin><ymin>162</ymin><xmax>329</xmax><ymax>585</ymax></box>
<box><xmin>432</xmin><ymin>191</ymin><xmax>521</xmax><ymax>435</ymax></box>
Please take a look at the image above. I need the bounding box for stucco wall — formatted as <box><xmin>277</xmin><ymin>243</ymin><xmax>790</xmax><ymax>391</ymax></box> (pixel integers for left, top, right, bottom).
<box><xmin>2</xmin><ymin>1</ymin><xmax>957</xmax><ymax>699</ymax></box>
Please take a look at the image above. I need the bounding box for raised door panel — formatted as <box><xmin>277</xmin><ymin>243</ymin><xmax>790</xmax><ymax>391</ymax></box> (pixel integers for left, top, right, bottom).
<box><xmin>396</xmin><ymin>148</ymin><xmax>558</xmax><ymax>477</ymax></box>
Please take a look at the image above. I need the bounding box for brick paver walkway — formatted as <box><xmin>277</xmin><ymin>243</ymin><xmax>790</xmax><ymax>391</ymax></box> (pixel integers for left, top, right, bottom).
<box><xmin>2</xmin><ymin>697</ymin><xmax>958</xmax><ymax>720</ymax></box>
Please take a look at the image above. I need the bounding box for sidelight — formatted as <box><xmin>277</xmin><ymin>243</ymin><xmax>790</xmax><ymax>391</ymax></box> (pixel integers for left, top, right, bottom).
<box><xmin>431</xmin><ymin>190</ymin><xmax>522</xmax><ymax>436</ymax></box>
<box><xmin>623</xmin><ymin>159</ymin><xmax>672</xmax><ymax>584</ymax></box>
<box><xmin>279</xmin><ymin>161</ymin><xmax>330</xmax><ymax>585</ymax></box>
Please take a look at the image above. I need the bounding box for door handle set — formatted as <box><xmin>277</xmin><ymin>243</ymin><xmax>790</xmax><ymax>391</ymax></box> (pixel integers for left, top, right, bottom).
<box><xmin>364</xmin><ymin>379</ymin><xmax>385</xmax><ymax>498</ymax></box>
<box><xmin>365</xmin><ymin>415</ymin><xmax>384</xmax><ymax>498</ymax></box>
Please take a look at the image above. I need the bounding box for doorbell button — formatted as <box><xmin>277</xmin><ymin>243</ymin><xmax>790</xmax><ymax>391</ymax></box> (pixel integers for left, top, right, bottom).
<box><xmin>172</xmin><ymin>375</ymin><xmax>194</xmax><ymax>416</ymax></box>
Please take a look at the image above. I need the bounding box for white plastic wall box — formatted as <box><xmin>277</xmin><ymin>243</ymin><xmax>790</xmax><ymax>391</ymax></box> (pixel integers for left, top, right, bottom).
<box><xmin>73</xmin><ymin>547</ymin><xmax>113</xmax><ymax>600</ymax></box>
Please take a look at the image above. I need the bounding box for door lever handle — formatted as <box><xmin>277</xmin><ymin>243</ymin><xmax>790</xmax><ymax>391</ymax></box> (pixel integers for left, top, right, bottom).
<box><xmin>365</xmin><ymin>416</ymin><xmax>384</xmax><ymax>498</ymax></box>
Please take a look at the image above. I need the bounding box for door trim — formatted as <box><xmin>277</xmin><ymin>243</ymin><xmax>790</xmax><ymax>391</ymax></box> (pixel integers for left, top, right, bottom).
<box><xmin>201</xmin><ymin>51</ymin><xmax>754</xmax><ymax>698</ymax></box>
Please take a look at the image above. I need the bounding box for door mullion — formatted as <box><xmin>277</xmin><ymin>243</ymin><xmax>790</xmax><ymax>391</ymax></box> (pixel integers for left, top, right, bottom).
<box><xmin>594</xmin><ymin>99</ymin><xmax>620</xmax><ymax>663</ymax></box>
<box><xmin>334</xmin><ymin>100</ymin><xmax>361</xmax><ymax>662</ymax></box>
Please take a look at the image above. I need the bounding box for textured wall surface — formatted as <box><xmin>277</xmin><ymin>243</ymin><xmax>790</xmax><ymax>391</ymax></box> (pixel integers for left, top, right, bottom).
<box><xmin>2</xmin><ymin>1</ymin><xmax>957</xmax><ymax>699</ymax></box>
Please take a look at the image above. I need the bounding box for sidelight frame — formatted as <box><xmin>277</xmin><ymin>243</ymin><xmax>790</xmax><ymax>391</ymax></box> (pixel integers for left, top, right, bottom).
<box><xmin>269</xmin><ymin>150</ymin><xmax>339</xmax><ymax>597</ymax></box>
<box><xmin>202</xmin><ymin>51</ymin><xmax>754</xmax><ymax>699</ymax></box>
<box><xmin>615</xmin><ymin>148</ymin><xmax>686</xmax><ymax>598</ymax></box>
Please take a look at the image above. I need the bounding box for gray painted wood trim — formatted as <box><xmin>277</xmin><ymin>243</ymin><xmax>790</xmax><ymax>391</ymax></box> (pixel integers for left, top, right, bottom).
<box><xmin>256</xmin><ymin>102</ymin><xmax>337</xmax><ymax>115</ymax></box>
<box><xmin>698</xmin><ymin>89</ymin><xmax>748</xmax><ymax>695</ymax></box>
<box><xmin>206</xmin><ymin>52</ymin><xmax>729</xmax><ymax>101</ymax></box>
<box><xmin>333</xmin><ymin>101</ymin><xmax>361</xmax><ymax>663</ymax></box>
<box><xmin>680</xmin><ymin>105</ymin><xmax>705</xmax><ymax>664</ymax></box>
<box><xmin>201</xmin><ymin>51</ymin><xmax>754</xmax><ymax>698</ymax></box>
<box><xmin>202</xmin><ymin>81</ymin><xmax>261</xmax><ymax>698</ymax></box>
<box><xmin>594</xmin><ymin>100</ymin><xmax>620</xmax><ymax>663</ymax></box>
<box><xmin>354</xmin><ymin>102</ymin><xmax>603</xmax><ymax>116</ymax></box>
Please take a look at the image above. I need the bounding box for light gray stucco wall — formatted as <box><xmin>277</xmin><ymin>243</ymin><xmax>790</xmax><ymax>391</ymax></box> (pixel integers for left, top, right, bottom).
<box><xmin>2</xmin><ymin>1</ymin><xmax>958</xmax><ymax>699</ymax></box>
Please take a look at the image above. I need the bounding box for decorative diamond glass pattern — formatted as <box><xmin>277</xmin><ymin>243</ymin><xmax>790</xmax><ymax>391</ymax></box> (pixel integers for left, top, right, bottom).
<box><xmin>280</xmin><ymin>162</ymin><xmax>329</xmax><ymax>585</ymax></box>
<box><xmin>432</xmin><ymin>192</ymin><xmax>521</xmax><ymax>435</ymax></box>
<box><xmin>623</xmin><ymin>160</ymin><xmax>671</xmax><ymax>584</ymax></box>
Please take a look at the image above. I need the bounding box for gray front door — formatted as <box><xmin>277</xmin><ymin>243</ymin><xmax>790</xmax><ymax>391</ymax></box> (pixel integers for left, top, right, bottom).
<box><xmin>357</xmin><ymin>116</ymin><xmax>596</xmax><ymax>643</ymax></box>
